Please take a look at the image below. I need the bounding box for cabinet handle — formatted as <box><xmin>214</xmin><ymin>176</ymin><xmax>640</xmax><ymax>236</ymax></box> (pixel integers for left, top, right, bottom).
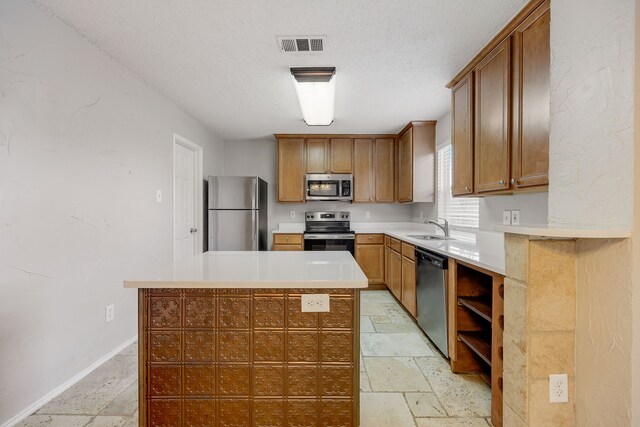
<box><xmin>368</xmin><ymin>236</ymin><xmax>373</xmax><ymax>240</ymax></box>
<box><xmin>510</xmin><ymin>178</ymin><xmax>517</xmax><ymax>185</ymax></box>
<box><xmin>499</xmin><ymin>179</ymin><xmax>505</xmax><ymax>185</ymax></box>
<box><xmin>465</xmin><ymin>186</ymin><xmax>470</xmax><ymax>192</ymax></box>
<box><xmin>331</xmin><ymin>170</ymin><xmax>334</xmax><ymax>173</ymax></box>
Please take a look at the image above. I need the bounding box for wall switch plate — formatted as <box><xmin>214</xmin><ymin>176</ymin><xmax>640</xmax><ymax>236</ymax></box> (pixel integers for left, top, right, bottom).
<box><xmin>365</xmin><ymin>211</ymin><xmax>371</xmax><ymax>219</ymax></box>
<box><xmin>156</xmin><ymin>190</ymin><xmax>162</xmax><ymax>203</ymax></box>
<box><xmin>549</xmin><ymin>374</ymin><xmax>569</xmax><ymax>403</ymax></box>
<box><xmin>290</xmin><ymin>211</ymin><xmax>295</xmax><ymax>218</ymax></box>
<box><xmin>511</xmin><ymin>210</ymin><xmax>521</xmax><ymax>226</ymax></box>
<box><xmin>105</xmin><ymin>304</ymin><xmax>115</xmax><ymax>323</ymax></box>
<box><xmin>502</xmin><ymin>210</ymin><xmax>512</xmax><ymax>225</ymax></box>
<box><xmin>301</xmin><ymin>294</ymin><xmax>330</xmax><ymax>312</ymax></box>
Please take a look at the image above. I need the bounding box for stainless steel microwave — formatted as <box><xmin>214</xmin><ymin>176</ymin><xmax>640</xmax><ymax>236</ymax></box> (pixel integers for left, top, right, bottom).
<box><xmin>305</xmin><ymin>174</ymin><xmax>353</xmax><ymax>201</ymax></box>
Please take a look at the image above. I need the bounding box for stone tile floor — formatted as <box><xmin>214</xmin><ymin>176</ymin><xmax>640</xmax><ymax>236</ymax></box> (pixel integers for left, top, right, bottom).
<box><xmin>18</xmin><ymin>290</ymin><xmax>491</xmax><ymax>426</ymax></box>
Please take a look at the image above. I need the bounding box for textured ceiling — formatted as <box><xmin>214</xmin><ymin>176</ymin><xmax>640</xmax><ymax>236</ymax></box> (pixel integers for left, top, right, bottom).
<box><xmin>35</xmin><ymin>0</ymin><xmax>525</xmax><ymax>141</ymax></box>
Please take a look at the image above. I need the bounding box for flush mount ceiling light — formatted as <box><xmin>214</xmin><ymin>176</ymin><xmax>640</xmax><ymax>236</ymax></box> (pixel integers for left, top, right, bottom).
<box><xmin>290</xmin><ymin>67</ymin><xmax>336</xmax><ymax>126</ymax></box>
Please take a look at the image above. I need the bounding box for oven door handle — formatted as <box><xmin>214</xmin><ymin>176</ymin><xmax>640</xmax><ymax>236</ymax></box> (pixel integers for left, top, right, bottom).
<box><xmin>303</xmin><ymin>234</ymin><xmax>355</xmax><ymax>240</ymax></box>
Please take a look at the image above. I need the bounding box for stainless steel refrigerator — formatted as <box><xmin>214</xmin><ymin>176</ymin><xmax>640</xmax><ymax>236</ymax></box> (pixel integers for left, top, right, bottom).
<box><xmin>207</xmin><ymin>176</ymin><xmax>268</xmax><ymax>251</ymax></box>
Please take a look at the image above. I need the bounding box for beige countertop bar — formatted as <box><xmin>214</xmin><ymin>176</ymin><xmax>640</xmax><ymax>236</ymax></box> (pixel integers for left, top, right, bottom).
<box><xmin>124</xmin><ymin>250</ymin><xmax>368</xmax><ymax>289</ymax></box>
<box><xmin>494</xmin><ymin>224</ymin><xmax>631</xmax><ymax>238</ymax></box>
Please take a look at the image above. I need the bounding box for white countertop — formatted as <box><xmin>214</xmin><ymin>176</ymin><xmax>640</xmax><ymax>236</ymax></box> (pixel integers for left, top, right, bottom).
<box><xmin>494</xmin><ymin>224</ymin><xmax>631</xmax><ymax>239</ymax></box>
<box><xmin>273</xmin><ymin>222</ymin><xmax>505</xmax><ymax>275</ymax></box>
<box><xmin>124</xmin><ymin>251</ymin><xmax>368</xmax><ymax>289</ymax></box>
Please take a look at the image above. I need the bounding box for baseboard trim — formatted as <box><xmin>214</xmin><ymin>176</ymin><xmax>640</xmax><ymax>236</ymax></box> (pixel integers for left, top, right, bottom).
<box><xmin>2</xmin><ymin>335</ymin><xmax>138</xmax><ymax>427</ymax></box>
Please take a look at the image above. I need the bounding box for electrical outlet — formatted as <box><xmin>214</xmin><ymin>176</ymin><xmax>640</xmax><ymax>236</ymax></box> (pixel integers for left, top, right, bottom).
<box><xmin>502</xmin><ymin>210</ymin><xmax>512</xmax><ymax>225</ymax></box>
<box><xmin>365</xmin><ymin>211</ymin><xmax>371</xmax><ymax>219</ymax></box>
<box><xmin>511</xmin><ymin>210</ymin><xmax>521</xmax><ymax>226</ymax></box>
<box><xmin>156</xmin><ymin>190</ymin><xmax>162</xmax><ymax>203</ymax></box>
<box><xmin>105</xmin><ymin>304</ymin><xmax>115</xmax><ymax>323</ymax></box>
<box><xmin>301</xmin><ymin>294</ymin><xmax>330</xmax><ymax>312</ymax></box>
<box><xmin>290</xmin><ymin>211</ymin><xmax>295</xmax><ymax>219</ymax></box>
<box><xmin>549</xmin><ymin>374</ymin><xmax>568</xmax><ymax>403</ymax></box>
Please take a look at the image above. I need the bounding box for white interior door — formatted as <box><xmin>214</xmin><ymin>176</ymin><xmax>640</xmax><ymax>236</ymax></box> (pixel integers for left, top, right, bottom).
<box><xmin>173</xmin><ymin>135</ymin><xmax>202</xmax><ymax>262</ymax></box>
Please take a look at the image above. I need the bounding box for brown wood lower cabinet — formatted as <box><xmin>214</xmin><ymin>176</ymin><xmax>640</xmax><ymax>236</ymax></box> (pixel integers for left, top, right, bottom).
<box><xmin>448</xmin><ymin>258</ymin><xmax>505</xmax><ymax>427</ymax></box>
<box><xmin>400</xmin><ymin>245</ymin><xmax>417</xmax><ymax>317</ymax></box>
<box><xmin>272</xmin><ymin>233</ymin><xmax>303</xmax><ymax>251</ymax></box>
<box><xmin>388</xmin><ymin>247</ymin><xmax>402</xmax><ymax>301</ymax></box>
<box><xmin>354</xmin><ymin>234</ymin><xmax>384</xmax><ymax>285</ymax></box>
<box><xmin>138</xmin><ymin>288</ymin><xmax>360</xmax><ymax>427</ymax></box>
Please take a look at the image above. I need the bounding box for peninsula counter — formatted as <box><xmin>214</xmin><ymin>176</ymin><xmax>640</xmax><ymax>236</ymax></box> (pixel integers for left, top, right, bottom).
<box><xmin>125</xmin><ymin>251</ymin><xmax>367</xmax><ymax>427</ymax></box>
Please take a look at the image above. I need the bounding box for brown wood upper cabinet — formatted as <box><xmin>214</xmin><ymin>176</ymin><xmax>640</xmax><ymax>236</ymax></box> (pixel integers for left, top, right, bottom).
<box><xmin>511</xmin><ymin>1</ymin><xmax>550</xmax><ymax>189</ymax></box>
<box><xmin>277</xmin><ymin>138</ymin><xmax>305</xmax><ymax>202</ymax></box>
<box><xmin>451</xmin><ymin>73</ymin><xmax>474</xmax><ymax>196</ymax></box>
<box><xmin>353</xmin><ymin>138</ymin><xmax>395</xmax><ymax>203</ymax></box>
<box><xmin>474</xmin><ymin>38</ymin><xmax>511</xmax><ymax>194</ymax></box>
<box><xmin>398</xmin><ymin>122</ymin><xmax>436</xmax><ymax>203</ymax></box>
<box><xmin>448</xmin><ymin>0</ymin><xmax>550</xmax><ymax>197</ymax></box>
<box><xmin>306</xmin><ymin>138</ymin><xmax>352</xmax><ymax>174</ymax></box>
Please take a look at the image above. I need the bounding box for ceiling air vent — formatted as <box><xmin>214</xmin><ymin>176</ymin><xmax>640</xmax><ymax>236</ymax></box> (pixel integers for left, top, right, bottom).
<box><xmin>277</xmin><ymin>35</ymin><xmax>326</xmax><ymax>53</ymax></box>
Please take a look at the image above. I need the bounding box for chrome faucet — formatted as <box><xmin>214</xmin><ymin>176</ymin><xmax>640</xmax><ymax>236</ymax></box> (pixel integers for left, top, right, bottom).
<box><xmin>425</xmin><ymin>218</ymin><xmax>450</xmax><ymax>237</ymax></box>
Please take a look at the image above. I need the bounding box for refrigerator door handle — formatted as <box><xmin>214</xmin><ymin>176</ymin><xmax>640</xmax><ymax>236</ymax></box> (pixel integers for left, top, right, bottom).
<box><xmin>251</xmin><ymin>210</ymin><xmax>256</xmax><ymax>250</ymax></box>
<box><xmin>251</xmin><ymin>178</ymin><xmax>257</xmax><ymax>210</ymax></box>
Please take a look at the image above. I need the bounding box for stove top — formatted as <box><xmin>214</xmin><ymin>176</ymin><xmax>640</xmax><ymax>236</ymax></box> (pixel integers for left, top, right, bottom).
<box><xmin>304</xmin><ymin>211</ymin><xmax>351</xmax><ymax>234</ymax></box>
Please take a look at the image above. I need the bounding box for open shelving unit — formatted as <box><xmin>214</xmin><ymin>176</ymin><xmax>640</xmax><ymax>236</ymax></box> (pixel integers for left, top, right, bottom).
<box><xmin>448</xmin><ymin>259</ymin><xmax>505</xmax><ymax>426</ymax></box>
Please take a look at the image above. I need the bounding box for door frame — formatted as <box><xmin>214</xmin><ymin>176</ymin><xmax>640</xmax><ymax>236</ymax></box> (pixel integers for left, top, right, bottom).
<box><xmin>172</xmin><ymin>133</ymin><xmax>204</xmax><ymax>262</ymax></box>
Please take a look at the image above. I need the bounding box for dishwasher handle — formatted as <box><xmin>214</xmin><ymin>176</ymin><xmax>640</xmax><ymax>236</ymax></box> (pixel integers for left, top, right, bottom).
<box><xmin>415</xmin><ymin>248</ymin><xmax>448</xmax><ymax>269</ymax></box>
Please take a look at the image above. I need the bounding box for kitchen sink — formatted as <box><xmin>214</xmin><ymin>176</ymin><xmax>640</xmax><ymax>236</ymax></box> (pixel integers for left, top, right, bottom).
<box><xmin>406</xmin><ymin>234</ymin><xmax>452</xmax><ymax>241</ymax></box>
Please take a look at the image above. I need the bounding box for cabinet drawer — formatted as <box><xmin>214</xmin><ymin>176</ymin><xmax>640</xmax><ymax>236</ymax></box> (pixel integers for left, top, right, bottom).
<box><xmin>401</xmin><ymin>243</ymin><xmax>415</xmax><ymax>261</ymax></box>
<box><xmin>390</xmin><ymin>238</ymin><xmax>401</xmax><ymax>253</ymax></box>
<box><xmin>273</xmin><ymin>234</ymin><xmax>303</xmax><ymax>245</ymax></box>
<box><xmin>356</xmin><ymin>234</ymin><xmax>384</xmax><ymax>245</ymax></box>
<box><xmin>273</xmin><ymin>244</ymin><xmax>303</xmax><ymax>251</ymax></box>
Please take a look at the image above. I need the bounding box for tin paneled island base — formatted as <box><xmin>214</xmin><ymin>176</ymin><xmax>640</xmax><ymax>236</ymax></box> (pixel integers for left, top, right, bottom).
<box><xmin>125</xmin><ymin>251</ymin><xmax>368</xmax><ymax>427</ymax></box>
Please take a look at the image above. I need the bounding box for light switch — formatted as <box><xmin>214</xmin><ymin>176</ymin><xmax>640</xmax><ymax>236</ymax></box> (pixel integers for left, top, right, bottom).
<box><xmin>502</xmin><ymin>210</ymin><xmax>511</xmax><ymax>225</ymax></box>
<box><xmin>511</xmin><ymin>210</ymin><xmax>521</xmax><ymax>226</ymax></box>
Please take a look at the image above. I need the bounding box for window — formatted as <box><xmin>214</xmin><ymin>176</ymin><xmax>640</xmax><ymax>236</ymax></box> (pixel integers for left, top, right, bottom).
<box><xmin>437</xmin><ymin>144</ymin><xmax>479</xmax><ymax>228</ymax></box>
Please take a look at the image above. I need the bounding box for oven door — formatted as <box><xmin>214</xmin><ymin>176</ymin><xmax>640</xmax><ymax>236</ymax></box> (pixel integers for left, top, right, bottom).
<box><xmin>303</xmin><ymin>234</ymin><xmax>355</xmax><ymax>255</ymax></box>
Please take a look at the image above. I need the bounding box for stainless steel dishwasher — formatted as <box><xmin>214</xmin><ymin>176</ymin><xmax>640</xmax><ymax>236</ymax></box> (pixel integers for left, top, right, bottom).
<box><xmin>416</xmin><ymin>248</ymin><xmax>449</xmax><ymax>357</ymax></box>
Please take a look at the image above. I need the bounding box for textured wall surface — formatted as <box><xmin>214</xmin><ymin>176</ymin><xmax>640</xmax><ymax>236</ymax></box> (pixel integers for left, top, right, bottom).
<box><xmin>0</xmin><ymin>1</ymin><xmax>224</xmax><ymax>424</ymax></box>
<box><xmin>576</xmin><ymin>239</ymin><xmax>633</xmax><ymax>426</ymax></box>
<box><xmin>548</xmin><ymin>0</ymin><xmax>634</xmax><ymax>228</ymax></box>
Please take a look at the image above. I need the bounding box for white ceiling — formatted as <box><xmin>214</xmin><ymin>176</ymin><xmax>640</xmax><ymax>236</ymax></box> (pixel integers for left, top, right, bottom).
<box><xmin>35</xmin><ymin>0</ymin><xmax>525</xmax><ymax>141</ymax></box>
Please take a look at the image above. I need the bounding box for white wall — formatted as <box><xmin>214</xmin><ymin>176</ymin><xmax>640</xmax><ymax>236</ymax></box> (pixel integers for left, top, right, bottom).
<box><xmin>548</xmin><ymin>0</ymin><xmax>634</xmax><ymax>228</ymax></box>
<box><xmin>0</xmin><ymin>1</ymin><xmax>224</xmax><ymax>424</ymax></box>
<box><xmin>223</xmin><ymin>138</ymin><xmax>413</xmax><ymax>239</ymax></box>
<box><xmin>411</xmin><ymin>112</ymin><xmax>550</xmax><ymax>229</ymax></box>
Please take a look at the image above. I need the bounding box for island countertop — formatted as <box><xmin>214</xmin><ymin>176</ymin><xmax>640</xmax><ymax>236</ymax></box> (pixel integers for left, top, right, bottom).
<box><xmin>124</xmin><ymin>250</ymin><xmax>368</xmax><ymax>289</ymax></box>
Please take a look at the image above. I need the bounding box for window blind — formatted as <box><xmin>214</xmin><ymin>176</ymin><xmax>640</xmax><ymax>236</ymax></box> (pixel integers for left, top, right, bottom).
<box><xmin>437</xmin><ymin>144</ymin><xmax>479</xmax><ymax>228</ymax></box>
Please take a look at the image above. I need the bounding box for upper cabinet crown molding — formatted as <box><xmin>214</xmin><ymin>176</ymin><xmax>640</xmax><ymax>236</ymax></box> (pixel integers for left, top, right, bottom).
<box><xmin>446</xmin><ymin>0</ymin><xmax>550</xmax><ymax>89</ymax></box>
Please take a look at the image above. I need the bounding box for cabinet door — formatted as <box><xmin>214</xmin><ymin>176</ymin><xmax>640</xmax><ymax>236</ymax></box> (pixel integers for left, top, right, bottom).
<box><xmin>398</xmin><ymin>128</ymin><xmax>413</xmax><ymax>202</ymax></box>
<box><xmin>474</xmin><ymin>38</ymin><xmax>511</xmax><ymax>193</ymax></box>
<box><xmin>374</xmin><ymin>138</ymin><xmax>395</xmax><ymax>202</ymax></box>
<box><xmin>401</xmin><ymin>257</ymin><xmax>417</xmax><ymax>317</ymax></box>
<box><xmin>512</xmin><ymin>1</ymin><xmax>550</xmax><ymax>189</ymax></box>
<box><xmin>330</xmin><ymin>138</ymin><xmax>353</xmax><ymax>173</ymax></box>
<box><xmin>278</xmin><ymin>138</ymin><xmax>305</xmax><ymax>202</ymax></box>
<box><xmin>384</xmin><ymin>246</ymin><xmax>390</xmax><ymax>288</ymax></box>
<box><xmin>389</xmin><ymin>251</ymin><xmax>402</xmax><ymax>300</ymax></box>
<box><xmin>451</xmin><ymin>73</ymin><xmax>474</xmax><ymax>196</ymax></box>
<box><xmin>355</xmin><ymin>244</ymin><xmax>384</xmax><ymax>284</ymax></box>
<box><xmin>353</xmin><ymin>138</ymin><xmax>374</xmax><ymax>203</ymax></box>
<box><xmin>306</xmin><ymin>138</ymin><xmax>328</xmax><ymax>173</ymax></box>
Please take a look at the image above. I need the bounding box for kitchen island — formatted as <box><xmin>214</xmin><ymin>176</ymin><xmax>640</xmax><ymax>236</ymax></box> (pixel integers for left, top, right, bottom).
<box><xmin>125</xmin><ymin>251</ymin><xmax>367</xmax><ymax>427</ymax></box>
